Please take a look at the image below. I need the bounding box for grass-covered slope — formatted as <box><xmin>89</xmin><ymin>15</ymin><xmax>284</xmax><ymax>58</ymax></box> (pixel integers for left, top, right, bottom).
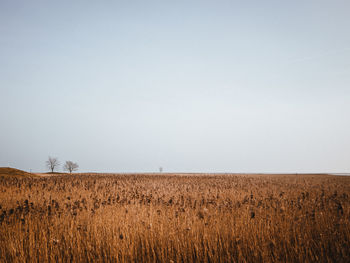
<box><xmin>0</xmin><ymin>167</ymin><xmax>37</xmax><ymax>178</ymax></box>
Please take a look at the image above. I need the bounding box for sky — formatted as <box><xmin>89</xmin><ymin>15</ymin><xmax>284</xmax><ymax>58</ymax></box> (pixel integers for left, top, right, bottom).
<box><xmin>1</xmin><ymin>0</ymin><xmax>350</xmax><ymax>173</ymax></box>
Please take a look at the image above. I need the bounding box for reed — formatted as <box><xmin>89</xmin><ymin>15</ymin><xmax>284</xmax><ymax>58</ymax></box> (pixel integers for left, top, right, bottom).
<box><xmin>0</xmin><ymin>173</ymin><xmax>349</xmax><ymax>262</ymax></box>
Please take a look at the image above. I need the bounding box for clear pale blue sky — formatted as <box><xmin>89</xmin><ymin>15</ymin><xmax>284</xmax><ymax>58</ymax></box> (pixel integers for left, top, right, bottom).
<box><xmin>1</xmin><ymin>0</ymin><xmax>350</xmax><ymax>173</ymax></box>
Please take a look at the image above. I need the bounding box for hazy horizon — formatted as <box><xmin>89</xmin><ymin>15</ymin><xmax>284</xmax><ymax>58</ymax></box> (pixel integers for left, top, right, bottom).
<box><xmin>1</xmin><ymin>1</ymin><xmax>350</xmax><ymax>173</ymax></box>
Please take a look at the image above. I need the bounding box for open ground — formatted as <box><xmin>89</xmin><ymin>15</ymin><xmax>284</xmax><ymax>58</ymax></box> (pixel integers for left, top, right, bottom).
<box><xmin>0</xmin><ymin>168</ymin><xmax>349</xmax><ymax>262</ymax></box>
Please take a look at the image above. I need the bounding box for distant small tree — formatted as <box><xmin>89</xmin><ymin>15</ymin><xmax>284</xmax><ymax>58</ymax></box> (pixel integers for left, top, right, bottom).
<box><xmin>64</xmin><ymin>161</ymin><xmax>79</xmax><ymax>174</ymax></box>
<box><xmin>159</xmin><ymin>167</ymin><xmax>163</xmax><ymax>173</ymax></box>
<box><xmin>46</xmin><ymin>156</ymin><xmax>60</xmax><ymax>173</ymax></box>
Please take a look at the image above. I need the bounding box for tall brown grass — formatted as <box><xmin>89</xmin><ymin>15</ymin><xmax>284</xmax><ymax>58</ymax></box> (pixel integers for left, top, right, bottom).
<box><xmin>0</xmin><ymin>173</ymin><xmax>349</xmax><ymax>262</ymax></box>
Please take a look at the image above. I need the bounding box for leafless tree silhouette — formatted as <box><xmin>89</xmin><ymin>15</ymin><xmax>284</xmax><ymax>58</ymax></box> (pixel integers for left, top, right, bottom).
<box><xmin>64</xmin><ymin>161</ymin><xmax>79</xmax><ymax>174</ymax></box>
<box><xmin>46</xmin><ymin>157</ymin><xmax>60</xmax><ymax>173</ymax></box>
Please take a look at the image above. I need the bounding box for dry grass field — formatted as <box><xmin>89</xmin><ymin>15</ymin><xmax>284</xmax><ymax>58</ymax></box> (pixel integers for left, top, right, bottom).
<box><xmin>0</xmin><ymin>169</ymin><xmax>349</xmax><ymax>262</ymax></box>
<box><xmin>0</xmin><ymin>168</ymin><xmax>38</xmax><ymax>179</ymax></box>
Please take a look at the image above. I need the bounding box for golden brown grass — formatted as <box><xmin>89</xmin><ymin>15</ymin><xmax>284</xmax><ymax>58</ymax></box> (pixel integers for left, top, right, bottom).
<box><xmin>0</xmin><ymin>172</ymin><xmax>349</xmax><ymax>262</ymax></box>
<box><xmin>0</xmin><ymin>167</ymin><xmax>38</xmax><ymax>178</ymax></box>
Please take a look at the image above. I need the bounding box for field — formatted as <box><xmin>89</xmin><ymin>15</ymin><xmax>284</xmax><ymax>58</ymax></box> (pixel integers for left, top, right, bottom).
<box><xmin>0</xmin><ymin>169</ymin><xmax>350</xmax><ymax>262</ymax></box>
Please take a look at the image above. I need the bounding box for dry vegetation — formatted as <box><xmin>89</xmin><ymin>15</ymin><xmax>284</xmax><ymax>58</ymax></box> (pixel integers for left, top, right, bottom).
<box><xmin>0</xmin><ymin>167</ymin><xmax>37</xmax><ymax>179</ymax></box>
<box><xmin>0</xmin><ymin>170</ymin><xmax>349</xmax><ymax>262</ymax></box>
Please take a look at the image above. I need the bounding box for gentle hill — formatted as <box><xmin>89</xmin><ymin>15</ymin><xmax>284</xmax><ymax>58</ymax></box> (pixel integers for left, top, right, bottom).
<box><xmin>0</xmin><ymin>167</ymin><xmax>38</xmax><ymax>178</ymax></box>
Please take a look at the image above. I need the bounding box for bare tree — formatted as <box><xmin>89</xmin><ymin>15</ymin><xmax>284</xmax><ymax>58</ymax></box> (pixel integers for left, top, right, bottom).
<box><xmin>64</xmin><ymin>161</ymin><xmax>79</xmax><ymax>174</ymax></box>
<box><xmin>46</xmin><ymin>156</ymin><xmax>60</xmax><ymax>173</ymax></box>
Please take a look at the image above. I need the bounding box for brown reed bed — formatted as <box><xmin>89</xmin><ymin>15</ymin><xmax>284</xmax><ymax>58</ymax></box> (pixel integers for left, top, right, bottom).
<box><xmin>0</xmin><ymin>173</ymin><xmax>349</xmax><ymax>262</ymax></box>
